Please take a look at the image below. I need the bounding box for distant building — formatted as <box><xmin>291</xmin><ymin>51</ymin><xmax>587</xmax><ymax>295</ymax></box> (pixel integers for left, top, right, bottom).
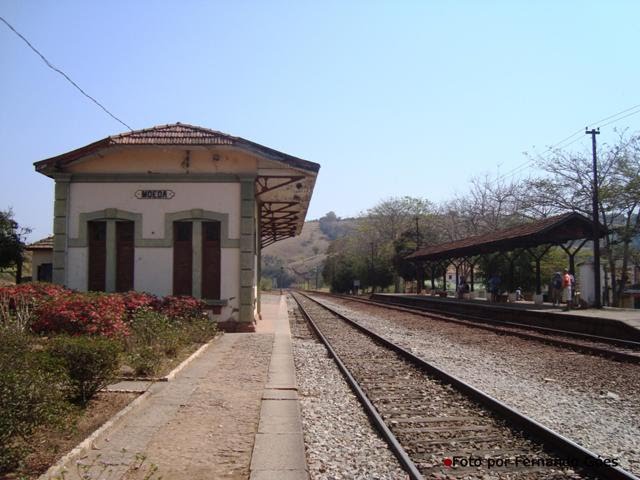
<box><xmin>25</xmin><ymin>236</ymin><xmax>53</xmax><ymax>282</ymax></box>
<box><xmin>34</xmin><ymin>123</ymin><xmax>320</xmax><ymax>329</ymax></box>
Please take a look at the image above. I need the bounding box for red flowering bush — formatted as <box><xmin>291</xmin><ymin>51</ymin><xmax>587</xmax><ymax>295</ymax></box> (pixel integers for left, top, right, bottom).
<box><xmin>159</xmin><ymin>296</ymin><xmax>207</xmax><ymax>321</ymax></box>
<box><xmin>0</xmin><ymin>283</ymin><xmax>70</xmax><ymax>332</ymax></box>
<box><xmin>118</xmin><ymin>291</ymin><xmax>159</xmax><ymax>320</ymax></box>
<box><xmin>33</xmin><ymin>293</ymin><xmax>129</xmax><ymax>337</ymax></box>
<box><xmin>0</xmin><ymin>283</ymin><xmax>69</xmax><ymax>309</ymax></box>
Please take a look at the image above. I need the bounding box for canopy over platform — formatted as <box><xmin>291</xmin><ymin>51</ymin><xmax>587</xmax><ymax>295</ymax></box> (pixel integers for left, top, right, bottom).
<box><xmin>406</xmin><ymin>212</ymin><xmax>607</xmax><ymax>301</ymax></box>
<box><xmin>407</xmin><ymin>212</ymin><xmax>606</xmax><ymax>262</ymax></box>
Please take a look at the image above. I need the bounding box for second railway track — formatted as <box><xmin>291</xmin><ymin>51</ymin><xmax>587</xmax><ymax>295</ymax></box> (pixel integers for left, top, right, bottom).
<box><xmin>291</xmin><ymin>291</ymin><xmax>638</xmax><ymax>480</ymax></box>
<box><xmin>313</xmin><ymin>292</ymin><xmax>640</xmax><ymax>363</ymax></box>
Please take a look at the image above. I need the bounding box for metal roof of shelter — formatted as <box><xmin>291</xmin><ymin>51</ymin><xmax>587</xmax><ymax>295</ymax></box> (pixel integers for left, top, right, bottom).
<box><xmin>406</xmin><ymin>212</ymin><xmax>606</xmax><ymax>262</ymax></box>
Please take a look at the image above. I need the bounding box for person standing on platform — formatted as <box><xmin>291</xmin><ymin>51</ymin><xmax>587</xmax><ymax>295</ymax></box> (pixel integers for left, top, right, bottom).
<box><xmin>562</xmin><ymin>268</ymin><xmax>572</xmax><ymax>311</ymax></box>
<box><xmin>488</xmin><ymin>274</ymin><xmax>500</xmax><ymax>303</ymax></box>
<box><xmin>551</xmin><ymin>271</ymin><xmax>563</xmax><ymax>306</ymax></box>
<box><xmin>457</xmin><ymin>277</ymin><xmax>467</xmax><ymax>299</ymax></box>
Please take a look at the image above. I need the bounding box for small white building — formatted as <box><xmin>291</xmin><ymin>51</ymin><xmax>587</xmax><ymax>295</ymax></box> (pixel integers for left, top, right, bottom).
<box><xmin>34</xmin><ymin>123</ymin><xmax>319</xmax><ymax>330</ymax></box>
<box><xmin>25</xmin><ymin>235</ymin><xmax>53</xmax><ymax>282</ymax></box>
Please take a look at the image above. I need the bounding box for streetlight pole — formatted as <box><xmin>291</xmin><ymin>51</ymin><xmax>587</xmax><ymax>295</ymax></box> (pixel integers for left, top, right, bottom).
<box><xmin>586</xmin><ymin>127</ymin><xmax>602</xmax><ymax>308</ymax></box>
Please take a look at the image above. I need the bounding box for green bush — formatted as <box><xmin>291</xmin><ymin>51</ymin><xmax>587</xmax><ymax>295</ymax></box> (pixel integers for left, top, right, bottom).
<box><xmin>127</xmin><ymin>345</ymin><xmax>159</xmax><ymax>377</ymax></box>
<box><xmin>183</xmin><ymin>316</ymin><xmax>217</xmax><ymax>344</ymax></box>
<box><xmin>0</xmin><ymin>331</ymin><xmax>69</xmax><ymax>472</ymax></box>
<box><xmin>125</xmin><ymin>309</ymin><xmax>186</xmax><ymax>376</ymax></box>
<box><xmin>48</xmin><ymin>336</ymin><xmax>121</xmax><ymax>406</ymax></box>
<box><xmin>130</xmin><ymin>309</ymin><xmax>183</xmax><ymax>355</ymax></box>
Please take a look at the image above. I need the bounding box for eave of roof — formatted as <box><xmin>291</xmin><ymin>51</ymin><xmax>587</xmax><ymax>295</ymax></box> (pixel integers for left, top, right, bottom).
<box><xmin>25</xmin><ymin>236</ymin><xmax>54</xmax><ymax>250</ymax></box>
<box><xmin>34</xmin><ymin>123</ymin><xmax>320</xmax><ymax>175</ymax></box>
<box><xmin>406</xmin><ymin>212</ymin><xmax>607</xmax><ymax>262</ymax></box>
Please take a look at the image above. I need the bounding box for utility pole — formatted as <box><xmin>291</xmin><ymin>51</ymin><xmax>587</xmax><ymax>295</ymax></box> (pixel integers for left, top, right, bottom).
<box><xmin>586</xmin><ymin>127</ymin><xmax>602</xmax><ymax>308</ymax></box>
<box><xmin>279</xmin><ymin>266</ymin><xmax>284</xmax><ymax>295</ymax></box>
<box><xmin>415</xmin><ymin>216</ymin><xmax>422</xmax><ymax>294</ymax></box>
<box><xmin>370</xmin><ymin>242</ymin><xmax>375</xmax><ymax>293</ymax></box>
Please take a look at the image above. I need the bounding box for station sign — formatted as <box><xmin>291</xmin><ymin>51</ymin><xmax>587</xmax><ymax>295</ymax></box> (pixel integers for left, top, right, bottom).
<box><xmin>135</xmin><ymin>189</ymin><xmax>175</xmax><ymax>200</ymax></box>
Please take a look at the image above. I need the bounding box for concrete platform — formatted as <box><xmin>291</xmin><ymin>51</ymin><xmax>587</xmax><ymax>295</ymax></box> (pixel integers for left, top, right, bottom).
<box><xmin>371</xmin><ymin>293</ymin><xmax>640</xmax><ymax>341</ymax></box>
<box><xmin>40</xmin><ymin>293</ymin><xmax>308</xmax><ymax>479</ymax></box>
<box><xmin>252</xmin><ymin>293</ymin><xmax>309</xmax><ymax>480</ymax></box>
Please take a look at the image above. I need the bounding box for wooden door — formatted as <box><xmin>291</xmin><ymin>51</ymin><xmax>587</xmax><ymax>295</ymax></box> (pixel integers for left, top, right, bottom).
<box><xmin>116</xmin><ymin>221</ymin><xmax>134</xmax><ymax>292</ymax></box>
<box><xmin>173</xmin><ymin>222</ymin><xmax>192</xmax><ymax>296</ymax></box>
<box><xmin>202</xmin><ymin>221</ymin><xmax>221</xmax><ymax>299</ymax></box>
<box><xmin>88</xmin><ymin>221</ymin><xmax>106</xmax><ymax>291</ymax></box>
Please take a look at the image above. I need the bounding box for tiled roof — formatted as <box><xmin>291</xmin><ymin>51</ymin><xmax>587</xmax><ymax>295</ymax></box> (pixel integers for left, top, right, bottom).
<box><xmin>407</xmin><ymin>212</ymin><xmax>605</xmax><ymax>261</ymax></box>
<box><xmin>26</xmin><ymin>236</ymin><xmax>54</xmax><ymax>250</ymax></box>
<box><xmin>34</xmin><ymin>123</ymin><xmax>320</xmax><ymax>173</ymax></box>
<box><xmin>111</xmin><ymin>124</ymin><xmax>235</xmax><ymax>145</ymax></box>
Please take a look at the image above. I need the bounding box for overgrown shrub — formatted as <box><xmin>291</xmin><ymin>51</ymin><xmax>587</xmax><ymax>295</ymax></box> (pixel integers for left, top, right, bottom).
<box><xmin>127</xmin><ymin>345</ymin><xmax>159</xmax><ymax>377</ymax></box>
<box><xmin>33</xmin><ymin>293</ymin><xmax>129</xmax><ymax>337</ymax></box>
<box><xmin>125</xmin><ymin>309</ymin><xmax>185</xmax><ymax>376</ymax></box>
<box><xmin>0</xmin><ymin>331</ymin><xmax>69</xmax><ymax>472</ymax></box>
<box><xmin>47</xmin><ymin>336</ymin><xmax>121</xmax><ymax>406</ymax></box>
<box><xmin>130</xmin><ymin>309</ymin><xmax>183</xmax><ymax>355</ymax></box>
<box><xmin>183</xmin><ymin>316</ymin><xmax>217</xmax><ymax>344</ymax></box>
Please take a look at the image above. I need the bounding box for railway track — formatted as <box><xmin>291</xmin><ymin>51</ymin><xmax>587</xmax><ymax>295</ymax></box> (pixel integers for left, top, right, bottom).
<box><xmin>291</xmin><ymin>291</ymin><xmax>639</xmax><ymax>480</ymax></box>
<box><xmin>311</xmin><ymin>292</ymin><xmax>640</xmax><ymax>364</ymax></box>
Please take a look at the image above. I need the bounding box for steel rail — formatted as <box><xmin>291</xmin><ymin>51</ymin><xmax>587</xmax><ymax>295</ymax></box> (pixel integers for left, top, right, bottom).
<box><xmin>295</xmin><ymin>291</ymin><xmax>640</xmax><ymax>480</ymax></box>
<box><xmin>291</xmin><ymin>292</ymin><xmax>424</xmax><ymax>480</ymax></box>
<box><xmin>313</xmin><ymin>292</ymin><xmax>640</xmax><ymax>363</ymax></box>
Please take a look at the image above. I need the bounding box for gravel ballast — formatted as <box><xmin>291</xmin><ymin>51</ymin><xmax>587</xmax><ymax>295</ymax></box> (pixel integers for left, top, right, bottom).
<box><xmin>287</xmin><ymin>297</ymin><xmax>408</xmax><ymax>480</ymax></box>
<box><xmin>311</xmin><ymin>295</ymin><xmax>640</xmax><ymax>476</ymax></box>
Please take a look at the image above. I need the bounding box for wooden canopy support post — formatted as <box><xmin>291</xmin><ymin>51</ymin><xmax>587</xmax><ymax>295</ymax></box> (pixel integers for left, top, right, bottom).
<box><xmin>525</xmin><ymin>244</ymin><xmax>553</xmax><ymax>295</ymax></box>
<box><xmin>463</xmin><ymin>256</ymin><xmax>478</xmax><ymax>292</ymax></box>
<box><xmin>497</xmin><ymin>249</ymin><xmax>526</xmax><ymax>293</ymax></box>
<box><xmin>416</xmin><ymin>261</ymin><xmax>423</xmax><ymax>294</ymax></box>
<box><xmin>441</xmin><ymin>260</ymin><xmax>450</xmax><ymax>293</ymax></box>
<box><xmin>429</xmin><ymin>262</ymin><xmax>437</xmax><ymax>290</ymax></box>
<box><xmin>451</xmin><ymin>258</ymin><xmax>463</xmax><ymax>292</ymax></box>
<box><xmin>497</xmin><ymin>251</ymin><xmax>515</xmax><ymax>293</ymax></box>
<box><xmin>560</xmin><ymin>239</ymin><xmax>588</xmax><ymax>275</ymax></box>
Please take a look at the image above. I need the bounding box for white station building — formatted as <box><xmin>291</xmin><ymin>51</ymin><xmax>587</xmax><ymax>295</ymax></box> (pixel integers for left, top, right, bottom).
<box><xmin>34</xmin><ymin>123</ymin><xmax>320</xmax><ymax>330</ymax></box>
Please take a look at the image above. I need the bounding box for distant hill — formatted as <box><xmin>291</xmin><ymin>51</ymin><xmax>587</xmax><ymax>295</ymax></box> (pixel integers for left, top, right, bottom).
<box><xmin>261</xmin><ymin>216</ymin><xmax>356</xmax><ymax>284</ymax></box>
<box><xmin>262</xmin><ymin>220</ymin><xmax>329</xmax><ymax>281</ymax></box>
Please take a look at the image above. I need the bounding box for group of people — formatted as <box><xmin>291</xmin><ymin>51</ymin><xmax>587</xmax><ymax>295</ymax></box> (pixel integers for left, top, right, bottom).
<box><xmin>550</xmin><ymin>268</ymin><xmax>575</xmax><ymax>310</ymax></box>
<box><xmin>482</xmin><ymin>269</ymin><xmax>575</xmax><ymax>309</ymax></box>
<box><xmin>450</xmin><ymin>269</ymin><xmax>577</xmax><ymax>308</ymax></box>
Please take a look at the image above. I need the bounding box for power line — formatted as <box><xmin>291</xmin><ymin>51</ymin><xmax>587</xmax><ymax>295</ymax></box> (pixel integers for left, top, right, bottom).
<box><xmin>587</xmin><ymin>103</ymin><xmax>640</xmax><ymax>129</ymax></box>
<box><xmin>494</xmin><ymin>103</ymin><xmax>640</xmax><ymax>183</ymax></box>
<box><xmin>0</xmin><ymin>15</ymin><xmax>133</xmax><ymax>131</ymax></box>
<box><xmin>598</xmin><ymin>106</ymin><xmax>640</xmax><ymax>129</ymax></box>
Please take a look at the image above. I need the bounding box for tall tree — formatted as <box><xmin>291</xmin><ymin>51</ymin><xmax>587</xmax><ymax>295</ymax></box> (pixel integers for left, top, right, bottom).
<box><xmin>438</xmin><ymin>174</ymin><xmax>526</xmax><ymax>242</ymax></box>
<box><xmin>361</xmin><ymin>197</ymin><xmax>435</xmax><ymax>291</ymax></box>
<box><xmin>523</xmin><ymin>130</ymin><xmax>640</xmax><ymax>306</ymax></box>
<box><xmin>0</xmin><ymin>209</ymin><xmax>30</xmax><ymax>284</ymax></box>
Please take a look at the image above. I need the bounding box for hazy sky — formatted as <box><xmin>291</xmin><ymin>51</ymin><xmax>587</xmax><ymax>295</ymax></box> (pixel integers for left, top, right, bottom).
<box><xmin>1</xmin><ymin>1</ymin><xmax>639</xmax><ymax>241</ymax></box>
